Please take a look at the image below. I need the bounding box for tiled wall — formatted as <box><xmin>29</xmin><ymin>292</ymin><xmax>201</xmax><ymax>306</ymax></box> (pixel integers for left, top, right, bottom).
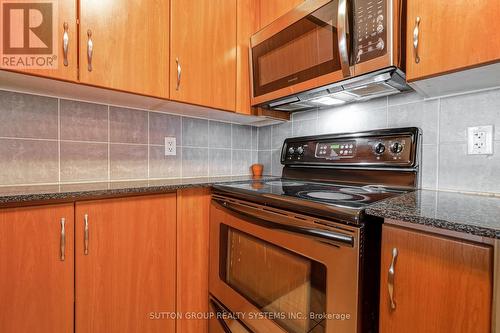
<box><xmin>0</xmin><ymin>90</ymin><xmax>258</xmax><ymax>186</ymax></box>
<box><xmin>258</xmin><ymin>88</ymin><xmax>500</xmax><ymax>195</ymax></box>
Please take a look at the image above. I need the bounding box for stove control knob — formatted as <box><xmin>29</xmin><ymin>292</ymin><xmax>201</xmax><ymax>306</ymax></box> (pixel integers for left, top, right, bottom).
<box><xmin>288</xmin><ymin>147</ymin><xmax>295</xmax><ymax>155</ymax></box>
<box><xmin>390</xmin><ymin>142</ymin><xmax>404</xmax><ymax>154</ymax></box>
<box><xmin>297</xmin><ymin>146</ymin><xmax>304</xmax><ymax>155</ymax></box>
<box><xmin>374</xmin><ymin>142</ymin><xmax>386</xmax><ymax>155</ymax></box>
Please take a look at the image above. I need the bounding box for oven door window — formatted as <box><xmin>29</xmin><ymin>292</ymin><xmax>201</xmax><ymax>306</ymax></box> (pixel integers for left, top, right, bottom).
<box><xmin>251</xmin><ymin>0</ymin><xmax>342</xmax><ymax>97</ymax></box>
<box><xmin>220</xmin><ymin>225</ymin><xmax>327</xmax><ymax>333</ymax></box>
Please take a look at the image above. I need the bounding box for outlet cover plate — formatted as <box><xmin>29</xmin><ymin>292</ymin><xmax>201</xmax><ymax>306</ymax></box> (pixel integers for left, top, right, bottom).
<box><xmin>467</xmin><ymin>125</ymin><xmax>493</xmax><ymax>155</ymax></box>
<box><xmin>165</xmin><ymin>137</ymin><xmax>176</xmax><ymax>156</ymax></box>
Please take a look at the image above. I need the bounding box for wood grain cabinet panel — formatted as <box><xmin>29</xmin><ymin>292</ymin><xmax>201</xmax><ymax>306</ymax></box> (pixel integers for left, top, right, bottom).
<box><xmin>170</xmin><ymin>0</ymin><xmax>237</xmax><ymax>111</ymax></box>
<box><xmin>176</xmin><ymin>188</ymin><xmax>211</xmax><ymax>333</ymax></box>
<box><xmin>5</xmin><ymin>1</ymin><xmax>78</xmax><ymax>82</ymax></box>
<box><xmin>0</xmin><ymin>204</ymin><xmax>74</xmax><ymax>333</ymax></box>
<box><xmin>79</xmin><ymin>0</ymin><xmax>169</xmax><ymax>98</ymax></box>
<box><xmin>236</xmin><ymin>0</ymin><xmax>260</xmax><ymax>115</ymax></box>
<box><xmin>406</xmin><ymin>0</ymin><xmax>500</xmax><ymax>81</ymax></box>
<box><xmin>259</xmin><ymin>0</ymin><xmax>304</xmax><ymax>28</ymax></box>
<box><xmin>379</xmin><ymin>224</ymin><xmax>493</xmax><ymax>333</ymax></box>
<box><xmin>75</xmin><ymin>194</ymin><xmax>176</xmax><ymax>333</ymax></box>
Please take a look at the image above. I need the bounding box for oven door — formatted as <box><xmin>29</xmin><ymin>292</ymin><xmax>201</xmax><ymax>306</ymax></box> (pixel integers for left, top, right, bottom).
<box><xmin>209</xmin><ymin>195</ymin><xmax>361</xmax><ymax>333</ymax></box>
<box><xmin>250</xmin><ymin>0</ymin><xmax>352</xmax><ymax>107</ymax></box>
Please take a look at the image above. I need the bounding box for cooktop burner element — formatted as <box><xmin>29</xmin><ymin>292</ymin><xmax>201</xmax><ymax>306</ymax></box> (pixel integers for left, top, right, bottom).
<box><xmin>264</xmin><ymin>180</ymin><xmax>303</xmax><ymax>186</ymax></box>
<box><xmin>297</xmin><ymin>191</ymin><xmax>366</xmax><ymax>202</ymax></box>
<box><xmin>213</xmin><ymin>128</ymin><xmax>421</xmax><ymax>223</ymax></box>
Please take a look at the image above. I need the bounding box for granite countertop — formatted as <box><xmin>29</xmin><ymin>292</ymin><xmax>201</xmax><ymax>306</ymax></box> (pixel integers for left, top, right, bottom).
<box><xmin>366</xmin><ymin>189</ymin><xmax>500</xmax><ymax>240</ymax></box>
<box><xmin>0</xmin><ymin>176</ymin><xmax>277</xmax><ymax>208</ymax></box>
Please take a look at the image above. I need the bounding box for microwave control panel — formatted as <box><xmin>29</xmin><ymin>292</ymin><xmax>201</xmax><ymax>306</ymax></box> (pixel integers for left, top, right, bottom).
<box><xmin>354</xmin><ymin>0</ymin><xmax>388</xmax><ymax>64</ymax></box>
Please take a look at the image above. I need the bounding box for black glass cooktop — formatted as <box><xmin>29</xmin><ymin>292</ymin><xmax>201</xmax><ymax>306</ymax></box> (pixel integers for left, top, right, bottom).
<box><xmin>213</xmin><ymin>178</ymin><xmax>410</xmax><ymax>223</ymax></box>
<box><xmin>223</xmin><ymin>178</ymin><xmax>406</xmax><ymax>207</ymax></box>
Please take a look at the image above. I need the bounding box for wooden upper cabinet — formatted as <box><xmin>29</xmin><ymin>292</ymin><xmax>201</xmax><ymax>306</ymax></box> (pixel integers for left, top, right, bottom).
<box><xmin>170</xmin><ymin>0</ymin><xmax>237</xmax><ymax>111</ymax></box>
<box><xmin>79</xmin><ymin>0</ymin><xmax>169</xmax><ymax>98</ymax></box>
<box><xmin>259</xmin><ymin>0</ymin><xmax>304</xmax><ymax>28</ymax></box>
<box><xmin>236</xmin><ymin>0</ymin><xmax>260</xmax><ymax>115</ymax></box>
<box><xmin>379</xmin><ymin>224</ymin><xmax>493</xmax><ymax>333</ymax></box>
<box><xmin>5</xmin><ymin>1</ymin><xmax>78</xmax><ymax>81</ymax></box>
<box><xmin>406</xmin><ymin>0</ymin><xmax>500</xmax><ymax>82</ymax></box>
<box><xmin>0</xmin><ymin>204</ymin><xmax>74</xmax><ymax>333</ymax></box>
<box><xmin>75</xmin><ymin>194</ymin><xmax>176</xmax><ymax>333</ymax></box>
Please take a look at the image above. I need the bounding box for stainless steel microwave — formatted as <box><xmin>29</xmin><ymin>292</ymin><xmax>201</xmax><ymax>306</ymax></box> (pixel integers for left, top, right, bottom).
<box><xmin>250</xmin><ymin>0</ymin><xmax>409</xmax><ymax>111</ymax></box>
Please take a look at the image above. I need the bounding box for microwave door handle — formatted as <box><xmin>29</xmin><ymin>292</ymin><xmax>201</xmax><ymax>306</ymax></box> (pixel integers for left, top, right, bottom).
<box><xmin>214</xmin><ymin>198</ymin><xmax>354</xmax><ymax>247</ymax></box>
<box><xmin>337</xmin><ymin>0</ymin><xmax>351</xmax><ymax>77</ymax></box>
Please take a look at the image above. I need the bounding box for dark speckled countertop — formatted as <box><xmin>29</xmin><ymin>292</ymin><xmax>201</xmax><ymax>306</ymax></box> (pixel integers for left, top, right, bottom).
<box><xmin>366</xmin><ymin>189</ymin><xmax>500</xmax><ymax>240</ymax></box>
<box><xmin>0</xmin><ymin>176</ymin><xmax>277</xmax><ymax>208</ymax></box>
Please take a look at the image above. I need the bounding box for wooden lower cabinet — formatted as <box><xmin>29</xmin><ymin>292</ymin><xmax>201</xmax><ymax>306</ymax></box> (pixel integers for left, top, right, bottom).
<box><xmin>75</xmin><ymin>194</ymin><xmax>177</xmax><ymax>333</ymax></box>
<box><xmin>0</xmin><ymin>204</ymin><xmax>74</xmax><ymax>333</ymax></box>
<box><xmin>379</xmin><ymin>224</ymin><xmax>493</xmax><ymax>333</ymax></box>
<box><xmin>176</xmin><ymin>188</ymin><xmax>211</xmax><ymax>333</ymax></box>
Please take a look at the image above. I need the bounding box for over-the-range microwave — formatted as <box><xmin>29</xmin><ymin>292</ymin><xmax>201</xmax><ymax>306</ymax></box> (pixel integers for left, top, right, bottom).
<box><xmin>250</xmin><ymin>0</ymin><xmax>410</xmax><ymax>111</ymax></box>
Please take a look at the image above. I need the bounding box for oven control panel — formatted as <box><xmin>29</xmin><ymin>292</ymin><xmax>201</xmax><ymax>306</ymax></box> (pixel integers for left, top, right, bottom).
<box><xmin>354</xmin><ymin>0</ymin><xmax>388</xmax><ymax>64</ymax></box>
<box><xmin>282</xmin><ymin>128</ymin><xmax>420</xmax><ymax>167</ymax></box>
<box><xmin>315</xmin><ymin>141</ymin><xmax>357</xmax><ymax>159</ymax></box>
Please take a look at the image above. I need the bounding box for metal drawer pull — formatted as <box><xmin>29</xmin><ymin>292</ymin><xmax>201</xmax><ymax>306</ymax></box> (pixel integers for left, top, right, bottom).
<box><xmin>84</xmin><ymin>214</ymin><xmax>89</xmax><ymax>255</ymax></box>
<box><xmin>60</xmin><ymin>218</ymin><xmax>66</xmax><ymax>261</ymax></box>
<box><xmin>62</xmin><ymin>22</ymin><xmax>69</xmax><ymax>67</ymax></box>
<box><xmin>388</xmin><ymin>247</ymin><xmax>398</xmax><ymax>310</ymax></box>
<box><xmin>176</xmin><ymin>57</ymin><xmax>181</xmax><ymax>90</ymax></box>
<box><xmin>413</xmin><ymin>17</ymin><xmax>421</xmax><ymax>64</ymax></box>
<box><xmin>87</xmin><ymin>29</ymin><xmax>93</xmax><ymax>72</ymax></box>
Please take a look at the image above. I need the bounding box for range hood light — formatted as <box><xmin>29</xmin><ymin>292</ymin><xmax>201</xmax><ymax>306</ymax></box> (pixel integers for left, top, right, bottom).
<box><xmin>311</xmin><ymin>96</ymin><xmax>346</xmax><ymax>105</ymax></box>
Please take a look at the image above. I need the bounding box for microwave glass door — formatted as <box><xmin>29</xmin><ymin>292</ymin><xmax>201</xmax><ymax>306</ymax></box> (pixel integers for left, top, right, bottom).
<box><xmin>219</xmin><ymin>225</ymin><xmax>327</xmax><ymax>333</ymax></box>
<box><xmin>252</xmin><ymin>0</ymin><xmax>342</xmax><ymax>98</ymax></box>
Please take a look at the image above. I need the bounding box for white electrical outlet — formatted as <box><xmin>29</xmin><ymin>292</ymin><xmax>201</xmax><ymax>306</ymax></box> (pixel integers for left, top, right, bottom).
<box><xmin>165</xmin><ymin>137</ymin><xmax>176</xmax><ymax>156</ymax></box>
<box><xmin>467</xmin><ymin>125</ymin><xmax>494</xmax><ymax>155</ymax></box>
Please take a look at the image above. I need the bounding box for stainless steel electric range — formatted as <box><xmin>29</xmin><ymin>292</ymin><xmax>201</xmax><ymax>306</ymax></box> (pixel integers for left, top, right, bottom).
<box><xmin>209</xmin><ymin>127</ymin><xmax>421</xmax><ymax>333</ymax></box>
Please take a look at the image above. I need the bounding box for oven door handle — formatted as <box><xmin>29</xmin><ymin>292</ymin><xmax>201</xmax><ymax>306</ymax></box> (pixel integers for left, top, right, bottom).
<box><xmin>214</xmin><ymin>198</ymin><xmax>354</xmax><ymax>247</ymax></box>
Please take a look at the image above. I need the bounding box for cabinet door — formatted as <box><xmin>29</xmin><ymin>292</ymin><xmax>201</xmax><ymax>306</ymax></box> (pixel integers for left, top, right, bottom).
<box><xmin>379</xmin><ymin>224</ymin><xmax>493</xmax><ymax>333</ymax></box>
<box><xmin>406</xmin><ymin>0</ymin><xmax>500</xmax><ymax>81</ymax></box>
<box><xmin>5</xmin><ymin>1</ymin><xmax>77</xmax><ymax>81</ymax></box>
<box><xmin>75</xmin><ymin>194</ymin><xmax>176</xmax><ymax>333</ymax></box>
<box><xmin>0</xmin><ymin>204</ymin><xmax>74</xmax><ymax>333</ymax></box>
<box><xmin>79</xmin><ymin>0</ymin><xmax>169</xmax><ymax>98</ymax></box>
<box><xmin>259</xmin><ymin>0</ymin><xmax>303</xmax><ymax>28</ymax></box>
<box><xmin>170</xmin><ymin>0</ymin><xmax>237</xmax><ymax>111</ymax></box>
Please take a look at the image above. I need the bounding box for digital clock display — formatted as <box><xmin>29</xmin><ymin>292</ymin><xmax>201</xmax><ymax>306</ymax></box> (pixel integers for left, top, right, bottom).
<box><xmin>316</xmin><ymin>141</ymin><xmax>356</xmax><ymax>159</ymax></box>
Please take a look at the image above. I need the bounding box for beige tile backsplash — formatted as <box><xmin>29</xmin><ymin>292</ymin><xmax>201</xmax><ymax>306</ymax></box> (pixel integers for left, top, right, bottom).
<box><xmin>3</xmin><ymin>86</ymin><xmax>499</xmax><ymax>194</ymax></box>
<box><xmin>0</xmin><ymin>89</ymin><xmax>258</xmax><ymax>186</ymax></box>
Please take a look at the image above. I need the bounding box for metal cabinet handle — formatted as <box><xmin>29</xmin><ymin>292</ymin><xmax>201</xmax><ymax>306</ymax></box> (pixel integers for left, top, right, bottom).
<box><xmin>413</xmin><ymin>17</ymin><xmax>421</xmax><ymax>64</ymax></box>
<box><xmin>388</xmin><ymin>247</ymin><xmax>398</xmax><ymax>310</ymax></box>
<box><xmin>176</xmin><ymin>57</ymin><xmax>181</xmax><ymax>90</ymax></box>
<box><xmin>87</xmin><ymin>30</ymin><xmax>93</xmax><ymax>72</ymax></box>
<box><xmin>62</xmin><ymin>22</ymin><xmax>69</xmax><ymax>67</ymax></box>
<box><xmin>60</xmin><ymin>218</ymin><xmax>66</xmax><ymax>261</ymax></box>
<box><xmin>84</xmin><ymin>214</ymin><xmax>89</xmax><ymax>255</ymax></box>
<box><xmin>337</xmin><ymin>0</ymin><xmax>351</xmax><ymax>77</ymax></box>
